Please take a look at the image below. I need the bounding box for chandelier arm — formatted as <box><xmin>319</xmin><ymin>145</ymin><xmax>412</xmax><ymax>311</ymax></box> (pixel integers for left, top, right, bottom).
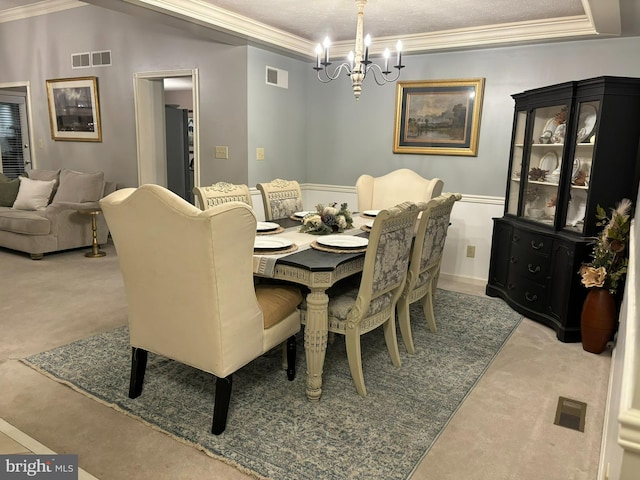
<box><xmin>316</xmin><ymin>63</ymin><xmax>353</xmax><ymax>83</ymax></box>
<box><xmin>366</xmin><ymin>64</ymin><xmax>402</xmax><ymax>86</ymax></box>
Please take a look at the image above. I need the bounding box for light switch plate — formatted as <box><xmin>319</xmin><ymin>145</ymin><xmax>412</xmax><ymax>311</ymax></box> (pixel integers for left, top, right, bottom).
<box><xmin>215</xmin><ymin>146</ymin><xmax>228</xmax><ymax>159</ymax></box>
<box><xmin>256</xmin><ymin>147</ymin><xmax>265</xmax><ymax>160</ymax></box>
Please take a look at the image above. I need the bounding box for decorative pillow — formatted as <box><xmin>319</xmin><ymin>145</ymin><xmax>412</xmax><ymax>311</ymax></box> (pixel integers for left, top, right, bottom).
<box><xmin>51</xmin><ymin>168</ymin><xmax>105</xmax><ymax>204</ymax></box>
<box><xmin>12</xmin><ymin>177</ymin><xmax>56</xmax><ymax>211</ymax></box>
<box><xmin>26</xmin><ymin>169</ymin><xmax>60</xmax><ymax>203</ymax></box>
<box><xmin>0</xmin><ymin>177</ymin><xmax>20</xmax><ymax>207</ymax></box>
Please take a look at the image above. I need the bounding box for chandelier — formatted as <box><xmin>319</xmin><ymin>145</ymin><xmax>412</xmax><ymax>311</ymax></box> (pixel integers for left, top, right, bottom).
<box><xmin>313</xmin><ymin>0</ymin><xmax>405</xmax><ymax>100</ymax></box>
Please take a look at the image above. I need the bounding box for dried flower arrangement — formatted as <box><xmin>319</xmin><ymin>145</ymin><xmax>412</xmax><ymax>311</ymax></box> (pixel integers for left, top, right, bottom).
<box><xmin>578</xmin><ymin>199</ymin><xmax>633</xmax><ymax>294</ymax></box>
<box><xmin>299</xmin><ymin>203</ymin><xmax>354</xmax><ymax>235</ymax></box>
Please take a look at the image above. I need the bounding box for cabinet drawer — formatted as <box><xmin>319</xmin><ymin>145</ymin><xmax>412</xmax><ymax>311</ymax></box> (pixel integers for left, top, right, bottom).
<box><xmin>507</xmin><ymin>254</ymin><xmax>549</xmax><ymax>280</ymax></box>
<box><xmin>510</xmin><ymin>230</ymin><xmax>552</xmax><ymax>256</ymax></box>
<box><xmin>506</xmin><ymin>274</ymin><xmax>547</xmax><ymax>310</ymax></box>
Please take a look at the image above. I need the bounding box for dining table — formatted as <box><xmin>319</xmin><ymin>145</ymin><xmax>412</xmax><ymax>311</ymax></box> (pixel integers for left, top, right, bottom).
<box><xmin>253</xmin><ymin>212</ymin><xmax>373</xmax><ymax>401</ymax></box>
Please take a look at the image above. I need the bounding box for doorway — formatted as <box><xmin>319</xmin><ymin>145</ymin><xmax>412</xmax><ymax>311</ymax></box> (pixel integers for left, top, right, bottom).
<box><xmin>0</xmin><ymin>82</ymin><xmax>35</xmax><ymax>177</ymax></box>
<box><xmin>133</xmin><ymin>69</ymin><xmax>200</xmax><ymax>202</ymax></box>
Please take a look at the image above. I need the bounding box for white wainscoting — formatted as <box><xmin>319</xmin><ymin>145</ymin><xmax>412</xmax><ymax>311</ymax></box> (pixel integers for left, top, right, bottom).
<box><xmin>251</xmin><ymin>183</ymin><xmax>504</xmax><ymax>284</ymax></box>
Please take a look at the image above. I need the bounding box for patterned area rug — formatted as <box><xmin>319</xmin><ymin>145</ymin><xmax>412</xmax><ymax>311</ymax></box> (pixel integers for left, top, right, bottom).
<box><xmin>23</xmin><ymin>290</ymin><xmax>521</xmax><ymax>480</ymax></box>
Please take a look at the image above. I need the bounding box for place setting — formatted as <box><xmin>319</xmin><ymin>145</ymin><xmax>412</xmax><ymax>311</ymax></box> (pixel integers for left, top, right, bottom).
<box><xmin>256</xmin><ymin>221</ymin><xmax>284</xmax><ymax>235</ymax></box>
<box><xmin>360</xmin><ymin>209</ymin><xmax>380</xmax><ymax>219</ymax></box>
<box><xmin>310</xmin><ymin>234</ymin><xmax>369</xmax><ymax>254</ymax></box>
<box><xmin>253</xmin><ymin>236</ymin><xmax>298</xmax><ymax>255</ymax></box>
<box><xmin>290</xmin><ymin>210</ymin><xmax>314</xmax><ymax>221</ymax></box>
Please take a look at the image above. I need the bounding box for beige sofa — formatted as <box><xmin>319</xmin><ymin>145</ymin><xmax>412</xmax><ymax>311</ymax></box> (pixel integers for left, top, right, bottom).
<box><xmin>0</xmin><ymin>168</ymin><xmax>115</xmax><ymax>259</ymax></box>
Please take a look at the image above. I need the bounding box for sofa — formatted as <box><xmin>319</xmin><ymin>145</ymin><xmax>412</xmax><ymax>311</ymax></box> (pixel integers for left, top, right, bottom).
<box><xmin>0</xmin><ymin>168</ymin><xmax>115</xmax><ymax>259</ymax></box>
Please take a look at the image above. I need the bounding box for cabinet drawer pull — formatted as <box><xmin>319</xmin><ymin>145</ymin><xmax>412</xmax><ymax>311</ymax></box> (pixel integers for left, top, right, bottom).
<box><xmin>525</xmin><ymin>292</ymin><xmax>538</xmax><ymax>302</ymax></box>
<box><xmin>527</xmin><ymin>264</ymin><xmax>540</xmax><ymax>273</ymax></box>
<box><xmin>507</xmin><ymin>282</ymin><xmax>515</xmax><ymax>290</ymax></box>
<box><xmin>512</xmin><ymin>234</ymin><xmax>520</xmax><ymax>243</ymax></box>
<box><xmin>530</xmin><ymin>240</ymin><xmax>544</xmax><ymax>250</ymax></box>
<box><xmin>510</xmin><ymin>257</ymin><xmax>517</xmax><ymax>264</ymax></box>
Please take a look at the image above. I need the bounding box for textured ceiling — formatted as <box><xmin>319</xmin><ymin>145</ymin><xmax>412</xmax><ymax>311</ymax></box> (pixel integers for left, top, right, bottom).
<box><xmin>202</xmin><ymin>0</ymin><xmax>586</xmax><ymax>42</ymax></box>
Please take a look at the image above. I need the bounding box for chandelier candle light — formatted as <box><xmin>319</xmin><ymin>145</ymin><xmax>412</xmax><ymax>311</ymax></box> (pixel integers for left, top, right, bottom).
<box><xmin>313</xmin><ymin>0</ymin><xmax>405</xmax><ymax>100</ymax></box>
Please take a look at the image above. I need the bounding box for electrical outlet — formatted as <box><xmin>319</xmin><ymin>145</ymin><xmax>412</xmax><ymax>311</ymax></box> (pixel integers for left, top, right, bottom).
<box><xmin>466</xmin><ymin>245</ymin><xmax>476</xmax><ymax>258</ymax></box>
<box><xmin>215</xmin><ymin>146</ymin><xmax>228</xmax><ymax>159</ymax></box>
<box><xmin>256</xmin><ymin>147</ymin><xmax>265</xmax><ymax>160</ymax></box>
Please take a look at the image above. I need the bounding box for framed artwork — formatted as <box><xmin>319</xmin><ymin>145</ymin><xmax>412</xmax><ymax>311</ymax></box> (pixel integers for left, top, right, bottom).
<box><xmin>393</xmin><ymin>78</ymin><xmax>485</xmax><ymax>156</ymax></box>
<box><xmin>46</xmin><ymin>76</ymin><xmax>102</xmax><ymax>142</ymax></box>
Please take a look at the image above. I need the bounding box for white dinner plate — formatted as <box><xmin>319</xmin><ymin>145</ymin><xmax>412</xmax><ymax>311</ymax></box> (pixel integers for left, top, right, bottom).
<box><xmin>254</xmin><ymin>237</ymin><xmax>293</xmax><ymax>250</ymax></box>
<box><xmin>365</xmin><ymin>220</ymin><xmax>374</xmax><ymax>229</ymax></box>
<box><xmin>256</xmin><ymin>221</ymin><xmax>279</xmax><ymax>232</ymax></box>
<box><xmin>576</xmin><ymin>104</ymin><xmax>597</xmax><ymax>143</ymax></box>
<box><xmin>362</xmin><ymin>210</ymin><xmax>381</xmax><ymax>217</ymax></box>
<box><xmin>539</xmin><ymin>151</ymin><xmax>558</xmax><ymax>173</ymax></box>
<box><xmin>316</xmin><ymin>235</ymin><xmax>369</xmax><ymax>249</ymax></box>
<box><xmin>293</xmin><ymin>211</ymin><xmax>314</xmax><ymax>218</ymax></box>
<box><xmin>571</xmin><ymin>157</ymin><xmax>583</xmax><ymax>182</ymax></box>
<box><xmin>538</xmin><ymin>117</ymin><xmax>556</xmax><ymax>144</ymax></box>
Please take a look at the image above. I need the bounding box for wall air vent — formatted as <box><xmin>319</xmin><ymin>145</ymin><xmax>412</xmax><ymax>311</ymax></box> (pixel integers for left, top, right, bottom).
<box><xmin>71</xmin><ymin>52</ymin><xmax>91</xmax><ymax>69</ymax></box>
<box><xmin>71</xmin><ymin>50</ymin><xmax>112</xmax><ymax>69</ymax></box>
<box><xmin>92</xmin><ymin>50</ymin><xmax>112</xmax><ymax>67</ymax></box>
<box><xmin>266</xmin><ymin>66</ymin><xmax>288</xmax><ymax>89</ymax></box>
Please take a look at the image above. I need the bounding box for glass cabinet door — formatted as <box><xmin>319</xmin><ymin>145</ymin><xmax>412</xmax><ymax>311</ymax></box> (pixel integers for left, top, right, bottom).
<box><xmin>506</xmin><ymin>110</ymin><xmax>526</xmax><ymax>215</ymax></box>
<box><xmin>521</xmin><ymin>103</ymin><xmax>568</xmax><ymax>225</ymax></box>
<box><xmin>563</xmin><ymin>100</ymin><xmax>598</xmax><ymax>233</ymax></box>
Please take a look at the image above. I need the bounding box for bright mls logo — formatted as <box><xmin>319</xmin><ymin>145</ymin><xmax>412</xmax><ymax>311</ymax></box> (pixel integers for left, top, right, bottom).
<box><xmin>0</xmin><ymin>455</ymin><xmax>77</xmax><ymax>479</ymax></box>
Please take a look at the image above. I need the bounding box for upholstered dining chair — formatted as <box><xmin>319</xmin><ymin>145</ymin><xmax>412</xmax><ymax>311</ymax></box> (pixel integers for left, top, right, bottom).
<box><xmin>100</xmin><ymin>185</ymin><xmax>302</xmax><ymax>435</ymax></box>
<box><xmin>300</xmin><ymin>202</ymin><xmax>420</xmax><ymax>397</ymax></box>
<box><xmin>193</xmin><ymin>182</ymin><xmax>253</xmax><ymax>210</ymax></box>
<box><xmin>256</xmin><ymin>178</ymin><xmax>303</xmax><ymax>220</ymax></box>
<box><xmin>397</xmin><ymin>193</ymin><xmax>462</xmax><ymax>354</ymax></box>
<box><xmin>355</xmin><ymin>168</ymin><xmax>444</xmax><ymax>212</ymax></box>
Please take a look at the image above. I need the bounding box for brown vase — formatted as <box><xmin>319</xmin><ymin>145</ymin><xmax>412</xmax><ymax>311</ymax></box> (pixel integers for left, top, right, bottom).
<box><xmin>580</xmin><ymin>287</ymin><xmax>616</xmax><ymax>354</ymax></box>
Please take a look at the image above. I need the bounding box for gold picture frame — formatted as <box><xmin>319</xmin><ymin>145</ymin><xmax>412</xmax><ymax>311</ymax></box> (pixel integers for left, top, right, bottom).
<box><xmin>393</xmin><ymin>78</ymin><xmax>485</xmax><ymax>156</ymax></box>
<box><xmin>46</xmin><ymin>76</ymin><xmax>102</xmax><ymax>142</ymax></box>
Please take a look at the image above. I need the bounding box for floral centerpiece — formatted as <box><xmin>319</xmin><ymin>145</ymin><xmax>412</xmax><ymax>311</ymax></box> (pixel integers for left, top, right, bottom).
<box><xmin>578</xmin><ymin>199</ymin><xmax>633</xmax><ymax>294</ymax></box>
<box><xmin>299</xmin><ymin>202</ymin><xmax>354</xmax><ymax>235</ymax></box>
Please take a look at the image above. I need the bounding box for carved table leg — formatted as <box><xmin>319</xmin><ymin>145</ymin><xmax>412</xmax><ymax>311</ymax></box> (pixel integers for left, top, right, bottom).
<box><xmin>304</xmin><ymin>287</ymin><xmax>329</xmax><ymax>401</ymax></box>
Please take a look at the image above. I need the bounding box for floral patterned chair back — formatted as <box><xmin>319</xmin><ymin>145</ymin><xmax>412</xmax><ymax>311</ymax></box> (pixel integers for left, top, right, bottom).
<box><xmin>193</xmin><ymin>182</ymin><xmax>253</xmax><ymax>210</ymax></box>
<box><xmin>256</xmin><ymin>179</ymin><xmax>303</xmax><ymax>220</ymax></box>
<box><xmin>300</xmin><ymin>201</ymin><xmax>420</xmax><ymax>397</ymax></box>
<box><xmin>397</xmin><ymin>193</ymin><xmax>462</xmax><ymax>354</ymax></box>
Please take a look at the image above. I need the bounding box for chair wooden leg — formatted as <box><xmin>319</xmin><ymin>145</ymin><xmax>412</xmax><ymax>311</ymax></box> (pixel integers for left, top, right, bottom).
<box><xmin>212</xmin><ymin>374</ymin><xmax>233</xmax><ymax>435</ymax></box>
<box><xmin>128</xmin><ymin>347</ymin><xmax>148</xmax><ymax>398</ymax></box>
<box><xmin>286</xmin><ymin>335</ymin><xmax>297</xmax><ymax>381</ymax></box>
<box><xmin>397</xmin><ymin>297</ymin><xmax>416</xmax><ymax>354</ymax></box>
<box><xmin>383</xmin><ymin>316</ymin><xmax>402</xmax><ymax>368</ymax></box>
<box><xmin>422</xmin><ymin>282</ymin><xmax>437</xmax><ymax>333</ymax></box>
<box><xmin>345</xmin><ymin>327</ymin><xmax>367</xmax><ymax>397</ymax></box>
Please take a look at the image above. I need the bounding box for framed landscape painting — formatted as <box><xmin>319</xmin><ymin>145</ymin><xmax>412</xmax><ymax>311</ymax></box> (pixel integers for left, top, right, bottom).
<box><xmin>46</xmin><ymin>76</ymin><xmax>102</xmax><ymax>142</ymax></box>
<box><xmin>393</xmin><ymin>78</ymin><xmax>485</xmax><ymax>156</ymax></box>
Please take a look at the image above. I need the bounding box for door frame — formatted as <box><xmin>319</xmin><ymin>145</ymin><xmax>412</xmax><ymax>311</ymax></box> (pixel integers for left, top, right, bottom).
<box><xmin>0</xmin><ymin>81</ymin><xmax>36</xmax><ymax>170</ymax></box>
<box><xmin>133</xmin><ymin>68</ymin><xmax>200</xmax><ymax>191</ymax></box>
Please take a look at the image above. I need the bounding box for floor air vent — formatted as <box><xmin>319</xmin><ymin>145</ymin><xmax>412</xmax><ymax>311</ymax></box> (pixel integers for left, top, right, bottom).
<box><xmin>554</xmin><ymin>396</ymin><xmax>587</xmax><ymax>432</ymax></box>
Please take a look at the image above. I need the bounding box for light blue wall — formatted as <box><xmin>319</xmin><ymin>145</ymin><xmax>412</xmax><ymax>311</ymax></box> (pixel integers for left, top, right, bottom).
<box><xmin>305</xmin><ymin>36</ymin><xmax>640</xmax><ymax>197</ymax></box>
<box><xmin>247</xmin><ymin>47</ymin><xmax>307</xmax><ymax>187</ymax></box>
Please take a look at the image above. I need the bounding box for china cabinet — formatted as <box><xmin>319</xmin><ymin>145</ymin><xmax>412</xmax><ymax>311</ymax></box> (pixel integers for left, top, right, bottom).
<box><xmin>486</xmin><ymin>76</ymin><xmax>640</xmax><ymax>342</ymax></box>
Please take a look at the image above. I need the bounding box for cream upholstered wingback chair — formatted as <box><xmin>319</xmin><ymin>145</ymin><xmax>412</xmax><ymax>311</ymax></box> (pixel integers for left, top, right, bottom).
<box><xmin>100</xmin><ymin>185</ymin><xmax>302</xmax><ymax>435</ymax></box>
<box><xmin>301</xmin><ymin>202</ymin><xmax>420</xmax><ymax>396</ymax></box>
<box><xmin>356</xmin><ymin>168</ymin><xmax>444</xmax><ymax>212</ymax></box>
<box><xmin>397</xmin><ymin>193</ymin><xmax>462</xmax><ymax>354</ymax></box>
<box><xmin>256</xmin><ymin>179</ymin><xmax>303</xmax><ymax>220</ymax></box>
<box><xmin>193</xmin><ymin>182</ymin><xmax>253</xmax><ymax>210</ymax></box>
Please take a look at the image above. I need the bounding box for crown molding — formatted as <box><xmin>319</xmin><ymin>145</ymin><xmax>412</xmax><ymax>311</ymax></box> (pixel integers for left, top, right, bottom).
<box><xmin>0</xmin><ymin>0</ymin><xmax>84</xmax><ymax>24</ymax></box>
<box><xmin>116</xmin><ymin>0</ymin><xmax>616</xmax><ymax>60</ymax></box>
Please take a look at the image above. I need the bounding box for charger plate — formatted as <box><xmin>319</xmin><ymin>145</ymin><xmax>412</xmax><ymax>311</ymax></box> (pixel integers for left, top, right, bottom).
<box><xmin>310</xmin><ymin>241</ymin><xmax>367</xmax><ymax>254</ymax></box>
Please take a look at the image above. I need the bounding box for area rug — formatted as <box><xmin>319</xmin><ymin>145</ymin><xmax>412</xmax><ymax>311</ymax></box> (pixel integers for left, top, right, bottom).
<box><xmin>22</xmin><ymin>289</ymin><xmax>521</xmax><ymax>480</ymax></box>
